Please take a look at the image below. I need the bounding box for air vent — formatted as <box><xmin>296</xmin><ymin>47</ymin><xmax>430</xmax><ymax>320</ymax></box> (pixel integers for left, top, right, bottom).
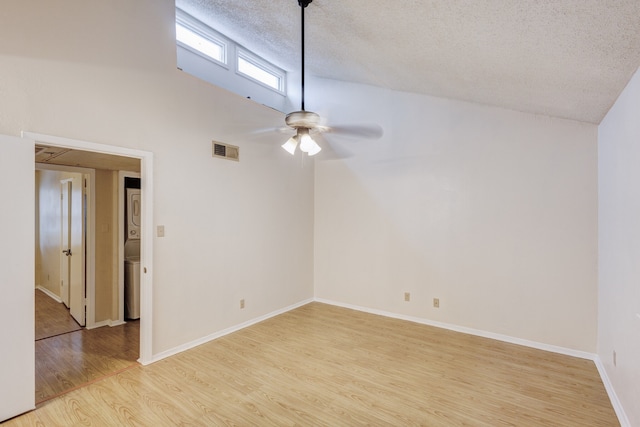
<box><xmin>212</xmin><ymin>141</ymin><xmax>239</xmax><ymax>161</ymax></box>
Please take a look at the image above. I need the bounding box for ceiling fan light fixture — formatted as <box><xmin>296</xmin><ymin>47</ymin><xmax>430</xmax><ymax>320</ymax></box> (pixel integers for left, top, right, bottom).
<box><xmin>297</xmin><ymin>128</ymin><xmax>321</xmax><ymax>156</ymax></box>
<box><xmin>281</xmin><ymin>135</ymin><xmax>298</xmax><ymax>155</ymax></box>
<box><xmin>298</xmin><ymin>129</ymin><xmax>312</xmax><ymax>152</ymax></box>
<box><xmin>307</xmin><ymin>139</ymin><xmax>322</xmax><ymax>156</ymax></box>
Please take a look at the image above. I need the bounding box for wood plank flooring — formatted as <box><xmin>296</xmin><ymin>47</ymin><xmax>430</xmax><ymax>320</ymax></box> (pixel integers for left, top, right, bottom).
<box><xmin>34</xmin><ymin>290</ymin><xmax>140</xmax><ymax>405</ymax></box>
<box><xmin>35</xmin><ymin>289</ymin><xmax>81</xmax><ymax>341</ymax></box>
<box><xmin>9</xmin><ymin>302</ymin><xmax>618</xmax><ymax>426</ymax></box>
<box><xmin>35</xmin><ymin>321</ymin><xmax>140</xmax><ymax>404</ymax></box>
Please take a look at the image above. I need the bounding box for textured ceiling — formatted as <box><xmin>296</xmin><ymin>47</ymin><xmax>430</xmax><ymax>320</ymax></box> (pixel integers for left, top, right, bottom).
<box><xmin>176</xmin><ymin>0</ymin><xmax>640</xmax><ymax>124</ymax></box>
<box><xmin>35</xmin><ymin>145</ymin><xmax>141</xmax><ymax>171</ymax></box>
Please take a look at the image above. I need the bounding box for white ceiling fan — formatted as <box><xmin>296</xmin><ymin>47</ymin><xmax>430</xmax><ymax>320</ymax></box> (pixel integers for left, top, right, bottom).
<box><xmin>280</xmin><ymin>0</ymin><xmax>382</xmax><ymax>157</ymax></box>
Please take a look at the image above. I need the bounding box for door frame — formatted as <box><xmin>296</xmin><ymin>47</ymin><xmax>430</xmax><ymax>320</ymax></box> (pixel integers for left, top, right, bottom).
<box><xmin>26</xmin><ymin>131</ymin><xmax>154</xmax><ymax>364</ymax></box>
<box><xmin>60</xmin><ymin>178</ymin><xmax>71</xmax><ymax>308</ymax></box>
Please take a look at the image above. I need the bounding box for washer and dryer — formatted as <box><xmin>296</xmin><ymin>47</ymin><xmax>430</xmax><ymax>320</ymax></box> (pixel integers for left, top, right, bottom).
<box><xmin>124</xmin><ymin>187</ymin><xmax>141</xmax><ymax>319</ymax></box>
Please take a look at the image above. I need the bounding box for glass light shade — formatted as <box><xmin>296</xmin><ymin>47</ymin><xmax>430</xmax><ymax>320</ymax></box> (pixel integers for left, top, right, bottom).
<box><xmin>281</xmin><ymin>135</ymin><xmax>298</xmax><ymax>155</ymax></box>
<box><xmin>298</xmin><ymin>130</ymin><xmax>315</xmax><ymax>153</ymax></box>
<box><xmin>306</xmin><ymin>140</ymin><xmax>322</xmax><ymax>156</ymax></box>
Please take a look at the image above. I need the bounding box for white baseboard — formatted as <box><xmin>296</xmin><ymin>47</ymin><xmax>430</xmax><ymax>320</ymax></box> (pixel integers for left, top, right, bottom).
<box><xmin>85</xmin><ymin>319</ymin><xmax>128</xmax><ymax>330</ymax></box>
<box><xmin>315</xmin><ymin>298</ymin><xmax>595</xmax><ymax>359</ymax></box>
<box><xmin>138</xmin><ymin>296</ymin><xmax>631</xmax><ymax>426</ymax></box>
<box><xmin>146</xmin><ymin>298</ymin><xmax>314</xmax><ymax>365</ymax></box>
<box><xmin>110</xmin><ymin>319</ymin><xmax>127</xmax><ymax>327</ymax></box>
<box><xmin>86</xmin><ymin>320</ymin><xmax>110</xmax><ymax>330</ymax></box>
<box><xmin>35</xmin><ymin>286</ymin><xmax>62</xmax><ymax>303</ymax></box>
<box><xmin>594</xmin><ymin>356</ymin><xmax>631</xmax><ymax>427</ymax></box>
<box><xmin>315</xmin><ymin>298</ymin><xmax>630</xmax><ymax>426</ymax></box>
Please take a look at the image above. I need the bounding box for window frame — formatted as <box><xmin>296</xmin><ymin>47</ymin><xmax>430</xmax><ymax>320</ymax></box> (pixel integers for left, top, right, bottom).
<box><xmin>175</xmin><ymin>10</ymin><xmax>228</xmax><ymax>68</ymax></box>
<box><xmin>236</xmin><ymin>47</ymin><xmax>286</xmax><ymax>95</ymax></box>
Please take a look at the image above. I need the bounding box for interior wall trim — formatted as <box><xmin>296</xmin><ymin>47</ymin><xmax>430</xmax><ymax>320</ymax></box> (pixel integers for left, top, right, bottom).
<box><xmin>35</xmin><ymin>286</ymin><xmax>62</xmax><ymax>304</ymax></box>
<box><xmin>594</xmin><ymin>356</ymin><xmax>631</xmax><ymax>427</ymax></box>
<box><xmin>314</xmin><ymin>297</ymin><xmax>629</xmax><ymax>427</ymax></box>
<box><xmin>84</xmin><ymin>319</ymin><xmax>127</xmax><ymax>330</ymax></box>
<box><xmin>314</xmin><ymin>298</ymin><xmax>594</xmax><ymax>358</ymax></box>
<box><xmin>149</xmin><ymin>298</ymin><xmax>314</xmax><ymax>365</ymax></box>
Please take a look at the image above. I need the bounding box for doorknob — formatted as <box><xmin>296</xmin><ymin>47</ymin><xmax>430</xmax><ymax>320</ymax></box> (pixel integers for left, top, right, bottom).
<box><xmin>62</xmin><ymin>249</ymin><xmax>72</xmax><ymax>256</ymax></box>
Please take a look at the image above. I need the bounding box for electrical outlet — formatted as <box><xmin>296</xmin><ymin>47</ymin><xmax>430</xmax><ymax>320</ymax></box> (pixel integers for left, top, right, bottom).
<box><xmin>613</xmin><ymin>350</ymin><xmax>616</xmax><ymax>367</ymax></box>
<box><xmin>404</xmin><ymin>292</ymin><xmax>410</xmax><ymax>302</ymax></box>
<box><xmin>433</xmin><ymin>298</ymin><xmax>440</xmax><ymax>308</ymax></box>
<box><xmin>240</xmin><ymin>299</ymin><xmax>245</xmax><ymax>309</ymax></box>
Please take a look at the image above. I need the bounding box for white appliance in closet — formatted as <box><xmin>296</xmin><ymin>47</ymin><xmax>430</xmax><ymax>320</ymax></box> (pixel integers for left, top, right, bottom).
<box><xmin>127</xmin><ymin>188</ymin><xmax>141</xmax><ymax>239</ymax></box>
<box><xmin>124</xmin><ymin>188</ymin><xmax>141</xmax><ymax>319</ymax></box>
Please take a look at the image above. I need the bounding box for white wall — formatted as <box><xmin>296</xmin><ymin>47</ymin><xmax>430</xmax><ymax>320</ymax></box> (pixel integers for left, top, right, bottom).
<box><xmin>598</xmin><ymin>67</ymin><xmax>640</xmax><ymax>427</ymax></box>
<box><xmin>312</xmin><ymin>79</ymin><xmax>599</xmax><ymax>352</ymax></box>
<box><xmin>0</xmin><ymin>0</ymin><xmax>314</xmax><ymax>356</ymax></box>
<box><xmin>35</xmin><ymin>169</ymin><xmax>61</xmax><ymax>295</ymax></box>
<box><xmin>35</xmin><ymin>169</ymin><xmax>83</xmax><ymax>298</ymax></box>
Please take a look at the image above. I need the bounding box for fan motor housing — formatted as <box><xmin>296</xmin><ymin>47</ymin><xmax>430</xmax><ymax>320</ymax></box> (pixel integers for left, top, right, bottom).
<box><xmin>285</xmin><ymin>110</ymin><xmax>321</xmax><ymax>129</ymax></box>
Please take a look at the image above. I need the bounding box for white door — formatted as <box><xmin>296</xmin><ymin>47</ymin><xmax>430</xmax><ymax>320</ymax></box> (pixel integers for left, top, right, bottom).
<box><xmin>60</xmin><ymin>175</ymin><xmax>84</xmax><ymax>325</ymax></box>
<box><xmin>68</xmin><ymin>175</ymin><xmax>85</xmax><ymax>326</ymax></box>
<box><xmin>0</xmin><ymin>134</ymin><xmax>35</xmax><ymax>422</ymax></box>
<box><xmin>60</xmin><ymin>180</ymin><xmax>71</xmax><ymax>307</ymax></box>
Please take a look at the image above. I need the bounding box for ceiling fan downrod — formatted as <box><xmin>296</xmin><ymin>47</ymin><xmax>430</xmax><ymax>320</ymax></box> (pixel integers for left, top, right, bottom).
<box><xmin>298</xmin><ymin>0</ymin><xmax>312</xmax><ymax>111</ymax></box>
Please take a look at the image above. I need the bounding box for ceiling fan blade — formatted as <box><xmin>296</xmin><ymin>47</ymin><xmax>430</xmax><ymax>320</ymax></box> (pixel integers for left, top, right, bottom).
<box><xmin>248</xmin><ymin>126</ymin><xmax>292</xmax><ymax>136</ymax></box>
<box><xmin>325</xmin><ymin>124</ymin><xmax>384</xmax><ymax>139</ymax></box>
<box><xmin>222</xmin><ymin>123</ymin><xmax>290</xmax><ymax>136</ymax></box>
<box><xmin>314</xmin><ymin>134</ymin><xmax>353</xmax><ymax>160</ymax></box>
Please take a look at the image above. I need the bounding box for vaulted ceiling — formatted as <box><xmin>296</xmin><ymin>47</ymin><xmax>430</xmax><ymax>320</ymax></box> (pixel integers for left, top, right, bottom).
<box><xmin>176</xmin><ymin>0</ymin><xmax>640</xmax><ymax>124</ymax></box>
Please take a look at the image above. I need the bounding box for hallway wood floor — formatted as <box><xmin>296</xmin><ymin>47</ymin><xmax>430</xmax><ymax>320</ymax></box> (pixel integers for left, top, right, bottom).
<box><xmin>10</xmin><ymin>302</ymin><xmax>618</xmax><ymax>426</ymax></box>
<box><xmin>35</xmin><ymin>290</ymin><xmax>81</xmax><ymax>341</ymax></box>
<box><xmin>34</xmin><ymin>290</ymin><xmax>139</xmax><ymax>404</ymax></box>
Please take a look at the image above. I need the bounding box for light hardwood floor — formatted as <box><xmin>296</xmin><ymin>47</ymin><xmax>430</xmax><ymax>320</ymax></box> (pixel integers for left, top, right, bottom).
<box><xmin>9</xmin><ymin>302</ymin><xmax>618</xmax><ymax>426</ymax></box>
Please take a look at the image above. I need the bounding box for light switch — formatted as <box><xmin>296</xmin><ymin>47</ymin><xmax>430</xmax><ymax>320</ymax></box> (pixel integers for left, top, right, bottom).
<box><xmin>157</xmin><ymin>225</ymin><xmax>165</xmax><ymax>237</ymax></box>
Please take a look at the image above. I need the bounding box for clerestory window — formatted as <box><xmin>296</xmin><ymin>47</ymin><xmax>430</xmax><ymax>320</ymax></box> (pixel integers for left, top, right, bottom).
<box><xmin>176</xmin><ymin>22</ymin><xmax>226</xmax><ymax>65</ymax></box>
<box><xmin>237</xmin><ymin>48</ymin><xmax>285</xmax><ymax>93</ymax></box>
<box><xmin>175</xmin><ymin>9</ymin><xmax>288</xmax><ymax>109</ymax></box>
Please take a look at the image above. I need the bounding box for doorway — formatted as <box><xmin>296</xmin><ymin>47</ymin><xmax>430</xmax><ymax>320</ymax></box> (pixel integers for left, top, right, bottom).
<box><xmin>34</xmin><ymin>153</ymin><xmax>145</xmax><ymax>402</ymax></box>
<box><xmin>28</xmin><ymin>131</ymin><xmax>154</xmax><ymax>365</ymax></box>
